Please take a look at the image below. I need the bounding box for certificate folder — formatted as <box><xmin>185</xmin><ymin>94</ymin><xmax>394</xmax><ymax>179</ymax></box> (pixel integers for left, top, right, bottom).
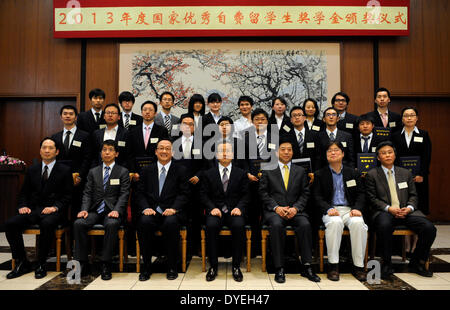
<box><xmin>357</xmin><ymin>153</ymin><xmax>377</xmax><ymax>174</ymax></box>
<box><xmin>399</xmin><ymin>156</ymin><xmax>421</xmax><ymax>176</ymax></box>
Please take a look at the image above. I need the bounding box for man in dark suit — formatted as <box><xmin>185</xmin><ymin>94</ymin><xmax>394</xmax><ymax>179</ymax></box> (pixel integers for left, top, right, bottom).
<box><xmin>313</xmin><ymin>142</ymin><xmax>368</xmax><ymax>281</ymax></box>
<box><xmin>201</xmin><ymin>93</ymin><xmax>223</xmax><ymax>144</ymax></box>
<box><xmin>76</xmin><ymin>88</ymin><xmax>107</xmax><ymax>134</ymax></box>
<box><xmin>331</xmin><ymin>92</ymin><xmax>359</xmax><ymax>136</ymax></box>
<box><xmin>259</xmin><ymin>139</ymin><xmax>320</xmax><ymax>283</ymax></box>
<box><xmin>91</xmin><ymin>103</ymin><xmax>129</xmax><ymax>167</ymax></box>
<box><xmin>135</xmin><ymin>139</ymin><xmax>189</xmax><ymax>281</ymax></box>
<box><xmin>365</xmin><ymin>141</ymin><xmax>436</xmax><ymax>280</ymax></box>
<box><xmin>316</xmin><ymin>107</ymin><xmax>355</xmax><ymax>169</ymax></box>
<box><xmin>353</xmin><ymin>114</ymin><xmax>385</xmax><ymax>156</ymax></box>
<box><xmin>154</xmin><ymin>91</ymin><xmax>180</xmax><ymax>138</ymax></box>
<box><xmin>200</xmin><ymin>141</ymin><xmax>250</xmax><ymax>282</ymax></box>
<box><xmin>5</xmin><ymin>137</ymin><xmax>73</xmax><ymax>279</ymax></box>
<box><xmin>73</xmin><ymin>140</ymin><xmax>130</xmax><ymax>280</ymax></box>
<box><xmin>366</xmin><ymin>87</ymin><xmax>402</xmax><ymax>134</ymax></box>
<box><xmin>118</xmin><ymin>91</ymin><xmax>143</xmax><ymax>130</ymax></box>
<box><xmin>51</xmin><ymin>105</ymin><xmax>91</xmax><ymax>219</ymax></box>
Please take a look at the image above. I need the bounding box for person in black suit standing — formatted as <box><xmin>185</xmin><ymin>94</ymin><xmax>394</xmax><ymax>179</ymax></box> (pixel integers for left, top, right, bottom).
<box><xmin>331</xmin><ymin>92</ymin><xmax>359</xmax><ymax>136</ymax></box>
<box><xmin>91</xmin><ymin>103</ymin><xmax>129</xmax><ymax>167</ymax></box>
<box><xmin>354</xmin><ymin>113</ymin><xmax>386</xmax><ymax>156</ymax></box>
<box><xmin>118</xmin><ymin>91</ymin><xmax>143</xmax><ymax>130</ymax></box>
<box><xmin>259</xmin><ymin>139</ymin><xmax>320</xmax><ymax>283</ymax></box>
<box><xmin>200</xmin><ymin>141</ymin><xmax>250</xmax><ymax>282</ymax></box>
<box><xmin>269</xmin><ymin>96</ymin><xmax>293</xmax><ymax>134</ymax></box>
<box><xmin>313</xmin><ymin>142</ymin><xmax>368</xmax><ymax>281</ymax></box>
<box><xmin>5</xmin><ymin>137</ymin><xmax>73</xmax><ymax>279</ymax></box>
<box><xmin>201</xmin><ymin>93</ymin><xmax>223</xmax><ymax>144</ymax></box>
<box><xmin>392</xmin><ymin>107</ymin><xmax>432</xmax><ymax>215</ymax></box>
<box><xmin>154</xmin><ymin>91</ymin><xmax>180</xmax><ymax>138</ymax></box>
<box><xmin>316</xmin><ymin>107</ymin><xmax>355</xmax><ymax>169</ymax></box>
<box><xmin>73</xmin><ymin>140</ymin><xmax>130</xmax><ymax>280</ymax></box>
<box><xmin>51</xmin><ymin>105</ymin><xmax>91</xmax><ymax>219</ymax></box>
<box><xmin>366</xmin><ymin>87</ymin><xmax>402</xmax><ymax>134</ymax></box>
<box><xmin>365</xmin><ymin>141</ymin><xmax>436</xmax><ymax>279</ymax></box>
<box><xmin>302</xmin><ymin>98</ymin><xmax>324</xmax><ymax>133</ymax></box>
<box><xmin>76</xmin><ymin>88</ymin><xmax>107</xmax><ymax>134</ymax></box>
<box><xmin>135</xmin><ymin>139</ymin><xmax>190</xmax><ymax>281</ymax></box>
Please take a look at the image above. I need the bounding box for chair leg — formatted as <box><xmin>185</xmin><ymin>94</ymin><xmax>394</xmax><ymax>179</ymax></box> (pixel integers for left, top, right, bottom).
<box><xmin>118</xmin><ymin>230</ymin><xmax>124</xmax><ymax>272</ymax></box>
<box><xmin>201</xmin><ymin>229</ymin><xmax>206</xmax><ymax>272</ymax></box>
<box><xmin>11</xmin><ymin>259</ymin><xmax>15</xmax><ymax>270</ymax></box>
<box><xmin>181</xmin><ymin>231</ymin><xmax>187</xmax><ymax>273</ymax></box>
<box><xmin>55</xmin><ymin>231</ymin><xmax>63</xmax><ymax>272</ymax></box>
<box><xmin>124</xmin><ymin>232</ymin><xmax>129</xmax><ymax>263</ymax></box>
<box><xmin>90</xmin><ymin>236</ymin><xmax>95</xmax><ymax>264</ymax></box>
<box><xmin>319</xmin><ymin>232</ymin><xmax>324</xmax><ymax>273</ymax></box>
<box><xmin>261</xmin><ymin>231</ymin><xmax>267</xmax><ymax>272</ymax></box>
<box><xmin>136</xmin><ymin>232</ymin><xmax>140</xmax><ymax>273</ymax></box>
<box><xmin>402</xmin><ymin>235</ymin><xmax>407</xmax><ymax>262</ymax></box>
<box><xmin>246</xmin><ymin>229</ymin><xmax>251</xmax><ymax>272</ymax></box>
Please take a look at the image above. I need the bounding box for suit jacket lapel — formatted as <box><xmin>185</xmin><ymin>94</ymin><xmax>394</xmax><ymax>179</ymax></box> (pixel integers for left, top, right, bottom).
<box><xmin>376</xmin><ymin>167</ymin><xmax>391</xmax><ymax>202</ymax></box>
<box><xmin>274</xmin><ymin>166</ymin><xmax>287</xmax><ymax>193</ymax></box>
<box><xmin>286</xmin><ymin>164</ymin><xmax>297</xmax><ymax>192</ymax></box>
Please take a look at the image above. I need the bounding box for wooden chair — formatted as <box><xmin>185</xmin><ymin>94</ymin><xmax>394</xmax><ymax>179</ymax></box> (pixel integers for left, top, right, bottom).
<box><xmin>318</xmin><ymin>225</ymin><xmax>369</xmax><ymax>272</ymax></box>
<box><xmin>135</xmin><ymin>227</ymin><xmax>187</xmax><ymax>273</ymax></box>
<box><xmin>261</xmin><ymin>225</ymin><xmax>299</xmax><ymax>272</ymax></box>
<box><xmin>11</xmin><ymin>224</ymin><xmax>71</xmax><ymax>272</ymax></box>
<box><xmin>200</xmin><ymin>225</ymin><xmax>252</xmax><ymax>272</ymax></box>
<box><xmin>370</xmin><ymin>225</ymin><xmax>430</xmax><ymax>270</ymax></box>
<box><xmin>87</xmin><ymin>224</ymin><xmax>126</xmax><ymax>272</ymax></box>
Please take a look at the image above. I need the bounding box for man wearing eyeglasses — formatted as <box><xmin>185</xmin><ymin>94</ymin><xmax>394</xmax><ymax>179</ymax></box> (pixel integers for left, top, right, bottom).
<box><xmin>316</xmin><ymin>107</ymin><xmax>355</xmax><ymax>169</ymax></box>
<box><xmin>331</xmin><ymin>92</ymin><xmax>359</xmax><ymax>136</ymax></box>
<box><xmin>91</xmin><ymin>103</ymin><xmax>129</xmax><ymax>167</ymax></box>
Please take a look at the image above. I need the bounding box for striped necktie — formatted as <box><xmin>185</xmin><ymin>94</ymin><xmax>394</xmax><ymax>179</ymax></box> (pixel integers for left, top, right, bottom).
<box><xmin>257</xmin><ymin>135</ymin><xmax>265</xmax><ymax>155</ymax></box>
<box><xmin>164</xmin><ymin>115</ymin><xmax>171</xmax><ymax>133</ymax></box>
<box><xmin>124</xmin><ymin>114</ymin><xmax>130</xmax><ymax>129</ymax></box>
<box><xmin>97</xmin><ymin>166</ymin><xmax>110</xmax><ymax>214</ymax></box>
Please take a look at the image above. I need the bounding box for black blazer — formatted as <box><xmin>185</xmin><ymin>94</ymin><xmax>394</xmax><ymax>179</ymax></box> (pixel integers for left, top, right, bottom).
<box><xmin>127</xmin><ymin>123</ymin><xmax>169</xmax><ymax>173</ymax></box>
<box><xmin>316</xmin><ymin>129</ymin><xmax>355</xmax><ymax>169</ymax></box>
<box><xmin>91</xmin><ymin>126</ymin><xmax>129</xmax><ymax>167</ymax></box>
<box><xmin>353</xmin><ymin>133</ymin><xmax>385</xmax><ymax>155</ymax></box>
<box><xmin>17</xmin><ymin>162</ymin><xmax>73</xmax><ymax>214</ymax></box>
<box><xmin>304</xmin><ymin>118</ymin><xmax>325</xmax><ymax>132</ymax></box>
<box><xmin>391</xmin><ymin>128</ymin><xmax>432</xmax><ymax>177</ymax></box>
<box><xmin>201</xmin><ymin>112</ymin><xmax>221</xmax><ymax>143</ymax></box>
<box><xmin>313</xmin><ymin>166</ymin><xmax>366</xmax><ymax>215</ymax></box>
<box><xmin>280</xmin><ymin>127</ymin><xmax>319</xmax><ymax>172</ymax></box>
<box><xmin>51</xmin><ymin>128</ymin><xmax>91</xmax><ymax>180</ymax></box>
<box><xmin>337</xmin><ymin>112</ymin><xmax>359</xmax><ymax>136</ymax></box>
<box><xmin>199</xmin><ymin>164</ymin><xmax>250</xmax><ymax>214</ymax></box>
<box><xmin>135</xmin><ymin>162</ymin><xmax>190</xmax><ymax>215</ymax></box>
<box><xmin>76</xmin><ymin>110</ymin><xmax>106</xmax><ymax>134</ymax></box>
<box><xmin>172</xmin><ymin>135</ymin><xmax>208</xmax><ymax>179</ymax></box>
<box><xmin>203</xmin><ymin>136</ymin><xmax>248</xmax><ymax>171</ymax></box>
<box><xmin>269</xmin><ymin>114</ymin><xmax>293</xmax><ymax>134</ymax></box>
<box><xmin>243</xmin><ymin>127</ymin><xmax>275</xmax><ymax>176</ymax></box>
<box><xmin>366</xmin><ymin>110</ymin><xmax>402</xmax><ymax>133</ymax></box>
<box><xmin>119</xmin><ymin>112</ymin><xmax>143</xmax><ymax>129</ymax></box>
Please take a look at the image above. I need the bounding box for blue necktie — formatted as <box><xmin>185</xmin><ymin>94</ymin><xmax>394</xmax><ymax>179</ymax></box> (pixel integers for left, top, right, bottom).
<box><xmin>329</xmin><ymin>132</ymin><xmax>336</xmax><ymax>141</ymax></box>
<box><xmin>159</xmin><ymin>166</ymin><xmax>166</xmax><ymax>195</ymax></box>
<box><xmin>97</xmin><ymin>166</ymin><xmax>110</xmax><ymax>214</ymax></box>
<box><xmin>362</xmin><ymin>136</ymin><xmax>370</xmax><ymax>153</ymax></box>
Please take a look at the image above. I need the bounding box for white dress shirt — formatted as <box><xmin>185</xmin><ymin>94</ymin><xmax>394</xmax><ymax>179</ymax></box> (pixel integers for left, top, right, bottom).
<box><xmin>360</xmin><ymin>133</ymin><xmax>373</xmax><ymax>151</ymax></box>
<box><xmin>104</xmin><ymin>125</ymin><xmax>118</xmax><ymax>141</ymax></box>
<box><xmin>63</xmin><ymin>126</ymin><xmax>77</xmax><ymax>146</ymax></box>
<box><xmin>233</xmin><ymin>116</ymin><xmax>252</xmax><ymax>138</ymax></box>
<box><xmin>381</xmin><ymin>165</ymin><xmax>414</xmax><ymax>212</ymax></box>
<box><xmin>401</xmin><ymin>126</ymin><xmax>420</xmax><ymax>148</ymax></box>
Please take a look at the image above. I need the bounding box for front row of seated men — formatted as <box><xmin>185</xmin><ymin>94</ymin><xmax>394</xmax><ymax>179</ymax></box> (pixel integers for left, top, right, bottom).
<box><xmin>5</xmin><ymin>136</ymin><xmax>436</xmax><ymax>284</ymax></box>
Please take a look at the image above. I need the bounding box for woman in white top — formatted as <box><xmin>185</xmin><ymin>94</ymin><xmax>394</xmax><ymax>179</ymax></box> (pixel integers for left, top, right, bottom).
<box><xmin>188</xmin><ymin>94</ymin><xmax>206</xmax><ymax>129</ymax></box>
<box><xmin>302</xmin><ymin>98</ymin><xmax>324</xmax><ymax>132</ymax></box>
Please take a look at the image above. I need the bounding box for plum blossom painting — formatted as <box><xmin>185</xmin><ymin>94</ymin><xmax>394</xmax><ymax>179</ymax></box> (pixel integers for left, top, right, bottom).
<box><xmin>119</xmin><ymin>42</ymin><xmax>340</xmax><ymax>119</ymax></box>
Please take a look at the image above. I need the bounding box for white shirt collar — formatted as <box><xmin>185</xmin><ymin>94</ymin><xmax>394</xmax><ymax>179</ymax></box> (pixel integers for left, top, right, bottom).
<box><xmin>294</xmin><ymin>127</ymin><xmax>306</xmax><ymax>137</ymax></box>
<box><xmin>91</xmin><ymin>108</ymin><xmax>102</xmax><ymax>116</ymax></box>
<box><xmin>218</xmin><ymin>162</ymin><xmax>232</xmax><ymax>175</ymax></box>
<box><xmin>401</xmin><ymin>126</ymin><xmax>419</xmax><ymax>135</ymax></box>
<box><xmin>103</xmin><ymin>161</ymin><xmax>115</xmax><ymax>172</ymax></box>
<box><xmin>157</xmin><ymin>160</ymin><xmax>172</xmax><ymax>174</ymax></box>
<box><xmin>278</xmin><ymin>161</ymin><xmax>291</xmax><ymax>170</ymax></box>
<box><xmin>339</xmin><ymin>111</ymin><xmax>347</xmax><ymax>119</ymax></box>
<box><xmin>160</xmin><ymin>111</ymin><xmax>171</xmax><ymax>119</ymax></box>
<box><xmin>122</xmin><ymin>111</ymin><xmax>132</xmax><ymax>118</ymax></box>
<box><xmin>182</xmin><ymin>135</ymin><xmax>194</xmax><ymax>143</ymax></box>
<box><xmin>142</xmin><ymin>122</ymin><xmax>154</xmax><ymax>130</ymax></box>
<box><xmin>42</xmin><ymin>160</ymin><xmax>56</xmax><ymax>175</ymax></box>
<box><xmin>255</xmin><ymin>129</ymin><xmax>267</xmax><ymax>139</ymax></box>
<box><xmin>63</xmin><ymin>126</ymin><xmax>77</xmax><ymax>135</ymax></box>
<box><xmin>381</xmin><ymin>165</ymin><xmax>395</xmax><ymax>177</ymax></box>
<box><xmin>326</xmin><ymin>127</ymin><xmax>338</xmax><ymax>136</ymax></box>
<box><xmin>360</xmin><ymin>132</ymin><xmax>373</xmax><ymax>139</ymax></box>
<box><xmin>106</xmin><ymin>125</ymin><xmax>118</xmax><ymax>132</ymax></box>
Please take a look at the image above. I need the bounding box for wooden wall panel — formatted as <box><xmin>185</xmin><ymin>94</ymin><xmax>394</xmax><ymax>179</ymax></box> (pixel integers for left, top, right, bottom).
<box><xmin>341</xmin><ymin>39</ymin><xmax>374</xmax><ymax>116</ymax></box>
<box><xmin>85</xmin><ymin>40</ymin><xmax>119</xmax><ymax>110</ymax></box>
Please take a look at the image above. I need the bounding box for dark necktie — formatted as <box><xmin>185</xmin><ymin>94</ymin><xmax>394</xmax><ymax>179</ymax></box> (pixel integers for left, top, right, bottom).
<box><xmin>221</xmin><ymin>167</ymin><xmax>229</xmax><ymax>213</ymax></box>
<box><xmin>329</xmin><ymin>132</ymin><xmax>336</xmax><ymax>141</ymax></box>
<box><xmin>124</xmin><ymin>114</ymin><xmax>130</xmax><ymax>129</ymax></box>
<box><xmin>42</xmin><ymin>165</ymin><xmax>49</xmax><ymax>184</ymax></box>
<box><xmin>362</xmin><ymin>136</ymin><xmax>370</xmax><ymax>153</ymax></box>
<box><xmin>257</xmin><ymin>135</ymin><xmax>265</xmax><ymax>155</ymax></box>
<box><xmin>164</xmin><ymin>115</ymin><xmax>171</xmax><ymax>134</ymax></box>
<box><xmin>97</xmin><ymin>166</ymin><xmax>110</xmax><ymax>214</ymax></box>
<box><xmin>64</xmin><ymin>131</ymin><xmax>71</xmax><ymax>153</ymax></box>
<box><xmin>298</xmin><ymin>131</ymin><xmax>304</xmax><ymax>153</ymax></box>
<box><xmin>95</xmin><ymin>112</ymin><xmax>100</xmax><ymax>124</ymax></box>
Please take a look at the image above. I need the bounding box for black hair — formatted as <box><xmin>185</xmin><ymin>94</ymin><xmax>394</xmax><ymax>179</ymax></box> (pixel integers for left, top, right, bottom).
<box><xmin>160</xmin><ymin>91</ymin><xmax>175</xmax><ymax>102</ymax></box>
<box><xmin>141</xmin><ymin>100</ymin><xmax>158</xmax><ymax>113</ymax></box>
<box><xmin>187</xmin><ymin>94</ymin><xmax>206</xmax><ymax>115</ymax></box>
<box><xmin>59</xmin><ymin>105</ymin><xmax>78</xmax><ymax>116</ymax></box>
<box><xmin>375</xmin><ymin>87</ymin><xmax>391</xmax><ymax>99</ymax></box>
<box><xmin>376</xmin><ymin>141</ymin><xmax>397</xmax><ymax>156</ymax></box>
<box><xmin>302</xmin><ymin>98</ymin><xmax>320</xmax><ymax>118</ymax></box>
<box><xmin>289</xmin><ymin>106</ymin><xmax>305</xmax><ymax>117</ymax></box>
<box><xmin>238</xmin><ymin>95</ymin><xmax>254</xmax><ymax>107</ymax></box>
<box><xmin>89</xmin><ymin>88</ymin><xmax>106</xmax><ymax>100</ymax></box>
<box><xmin>104</xmin><ymin>103</ymin><xmax>121</xmax><ymax>114</ymax></box>
<box><xmin>118</xmin><ymin>91</ymin><xmax>135</xmax><ymax>104</ymax></box>
<box><xmin>401</xmin><ymin>106</ymin><xmax>419</xmax><ymax>117</ymax></box>
<box><xmin>327</xmin><ymin>141</ymin><xmax>345</xmax><ymax>153</ymax></box>
<box><xmin>331</xmin><ymin>92</ymin><xmax>350</xmax><ymax>106</ymax></box>
<box><xmin>251</xmin><ymin>108</ymin><xmax>269</xmax><ymax>121</ymax></box>
<box><xmin>323</xmin><ymin>107</ymin><xmax>338</xmax><ymax>118</ymax></box>
<box><xmin>278</xmin><ymin>137</ymin><xmax>294</xmax><ymax>149</ymax></box>
<box><xmin>40</xmin><ymin>137</ymin><xmax>59</xmax><ymax>150</ymax></box>
<box><xmin>218</xmin><ymin>116</ymin><xmax>234</xmax><ymax>125</ymax></box>
<box><xmin>179</xmin><ymin>113</ymin><xmax>195</xmax><ymax>123</ymax></box>
<box><xmin>102</xmin><ymin>139</ymin><xmax>118</xmax><ymax>152</ymax></box>
<box><xmin>207</xmin><ymin>93</ymin><xmax>222</xmax><ymax>103</ymax></box>
<box><xmin>357</xmin><ymin>113</ymin><xmax>375</xmax><ymax>125</ymax></box>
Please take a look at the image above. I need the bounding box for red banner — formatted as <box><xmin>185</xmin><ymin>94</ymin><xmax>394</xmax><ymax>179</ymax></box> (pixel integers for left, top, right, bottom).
<box><xmin>54</xmin><ymin>0</ymin><xmax>410</xmax><ymax>38</ymax></box>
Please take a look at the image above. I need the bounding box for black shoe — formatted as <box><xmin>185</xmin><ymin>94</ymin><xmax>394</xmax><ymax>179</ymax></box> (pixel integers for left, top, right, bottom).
<box><xmin>409</xmin><ymin>260</ymin><xmax>433</xmax><ymax>277</ymax></box>
<box><xmin>206</xmin><ymin>267</ymin><xmax>218</xmax><ymax>282</ymax></box>
<box><xmin>232</xmin><ymin>267</ymin><xmax>243</xmax><ymax>282</ymax></box>
<box><xmin>381</xmin><ymin>263</ymin><xmax>394</xmax><ymax>281</ymax></box>
<box><xmin>301</xmin><ymin>265</ymin><xmax>321</xmax><ymax>282</ymax></box>
<box><xmin>274</xmin><ymin>267</ymin><xmax>285</xmax><ymax>284</ymax></box>
<box><xmin>7</xmin><ymin>259</ymin><xmax>32</xmax><ymax>279</ymax></box>
<box><xmin>352</xmin><ymin>266</ymin><xmax>367</xmax><ymax>281</ymax></box>
<box><xmin>327</xmin><ymin>264</ymin><xmax>340</xmax><ymax>281</ymax></box>
<box><xmin>34</xmin><ymin>263</ymin><xmax>47</xmax><ymax>279</ymax></box>
<box><xmin>101</xmin><ymin>263</ymin><xmax>112</xmax><ymax>281</ymax></box>
<box><xmin>167</xmin><ymin>269</ymin><xmax>178</xmax><ymax>280</ymax></box>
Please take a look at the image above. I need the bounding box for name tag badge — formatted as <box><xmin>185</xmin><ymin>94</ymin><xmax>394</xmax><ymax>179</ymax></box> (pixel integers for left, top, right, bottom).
<box><xmin>346</xmin><ymin>123</ymin><xmax>354</xmax><ymax>129</ymax></box>
<box><xmin>99</xmin><ymin>124</ymin><xmax>107</xmax><ymax>129</ymax></box>
<box><xmin>372</xmin><ymin>147</ymin><xmax>377</xmax><ymax>152</ymax></box>
<box><xmin>268</xmin><ymin>143</ymin><xmax>276</xmax><ymax>150</ymax></box>
<box><xmin>150</xmin><ymin>138</ymin><xmax>158</xmax><ymax>144</ymax></box>
<box><xmin>129</xmin><ymin>120</ymin><xmax>137</xmax><ymax>125</ymax></box>
<box><xmin>342</xmin><ymin>142</ymin><xmax>347</xmax><ymax>147</ymax></box>
<box><xmin>414</xmin><ymin>137</ymin><xmax>423</xmax><ymax>143</ymax></box>
<box><xmin>346</xmin><ymin>179</ymin><xmax>357</xmax><ymax>187</ymax></box>
<box><xmin>118</xmin><ymin>141</ymin><xmax>126</xmax><ymax>147</ymax></box>
<box><xmin>72</xmin><ymin>140</ymin><xmax>82</xmax><ymax>147</ymax></box>
<box><xmin>306</xmin><ymin>142</ymin><xmax>315</xmax><ymax>148</ymax></box>
<box><xmin>192</xmin><ymin>149</ymin><xmax>201</xmax><ymax>155</ymax></box>
<box><xmin>312</xmin><ymin>125</ymin><xmax>320</xmax><ymax>131</ymax></box>
<box><xmin>389</xmin><ymin>122</ymin><xmax>396</xmax><ymax>127</ymax></box>
<box><xmin>283</xmin><ymin>125</ymin><xmax>291</xmax><ymax>132</ymax></box>
<box><xmin>398</xmin><ymin>182</ymin><xmax>408</xmax><ymax>189</ymax></box>
<box><xmin>172</xmin><ymin>124</ymin><xmax>178</xmax><ymax>130</ymax></box>
<box><xmin>110</xmin><ymin>179</ymin><xmax>120</xmax><ymax>185</ymax></box>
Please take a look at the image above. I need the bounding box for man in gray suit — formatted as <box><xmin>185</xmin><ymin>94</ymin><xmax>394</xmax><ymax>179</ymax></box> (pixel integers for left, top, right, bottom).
<box><xmin>366</xmin><ymin>141</ymin><xmax>436</xmax><ymax>280</ymax></box>
<box><xmin>259</xmin><ymin>138</ymin><xmax>320</xmax><ymax>284</ymax></box>
<box><xmin>154</xmin><ymin>91</ymin><xmax>180</xmax><ymax>138</ymax></box>
<box><xmin>73</xmin><ymin>139</ymin><xmax>130</xmax><ymax>280</ymax></box>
